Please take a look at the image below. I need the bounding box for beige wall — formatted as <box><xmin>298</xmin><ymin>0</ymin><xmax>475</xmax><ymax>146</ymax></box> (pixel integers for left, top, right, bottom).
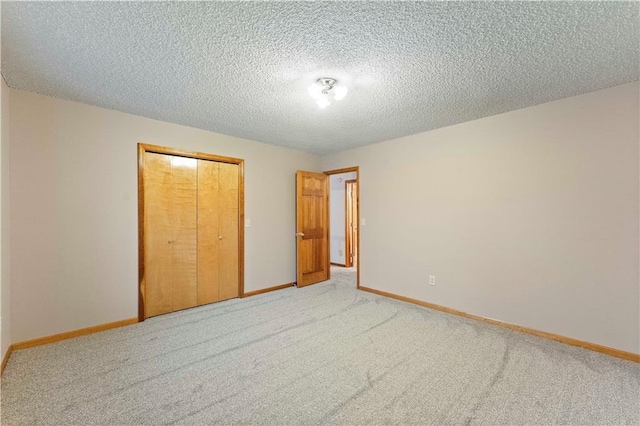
<box><xmin>323</xmin><ymin>82</ymin><xmax>640</xmax><ymax>354</ymax></box>
<box><xmin>9</xmin><ymin>89</ymin><xmax>321</xmax><ymax>342</ymax></box>
<box><xmin>1</xmin><ymin>77</ymin><xmax>11</xmax><ymax>360</ymax></box>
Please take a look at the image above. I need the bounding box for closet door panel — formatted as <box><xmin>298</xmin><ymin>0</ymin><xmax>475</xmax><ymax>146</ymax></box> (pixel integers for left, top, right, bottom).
<box><xmin>218</xmin><ymin>162</ymin><xmax>239</xmax><ymax>300</ymax></box>
<box><xmin>197</xmin><ymin>159</ymin><xmax>221</xmax><ymax>305</ymax></box>
<box><xmin>168</xmin><ymin>156</ymin><xmax>198</xmax><ymax>312</ymax></box>
<box><xmin>144</xmin><ymin>153</ymin><xmax>174</xmax><ymax>317</ymax></box>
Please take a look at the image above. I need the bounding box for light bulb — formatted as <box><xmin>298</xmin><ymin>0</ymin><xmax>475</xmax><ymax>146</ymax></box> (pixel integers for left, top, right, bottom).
<box><xmin>316</xmin><ymin>98</ymin><xmax>330</xmax><ymax>109</ymax></box>
<box><xmin>307</xmin><ymin>83</ymin><xmax>322</xmax><ymax>100</ymax></box>
<box><xmin>333</xmin><ymin>85</ymin><xmax>348</xmax><ymax>101</ymax></box>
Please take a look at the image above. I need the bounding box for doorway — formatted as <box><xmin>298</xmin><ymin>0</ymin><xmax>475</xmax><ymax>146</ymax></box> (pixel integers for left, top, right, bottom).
<box><xmin>325</xmin><ymin>167</ymin><xmax>360</xmax><ymax>288</ymax></box>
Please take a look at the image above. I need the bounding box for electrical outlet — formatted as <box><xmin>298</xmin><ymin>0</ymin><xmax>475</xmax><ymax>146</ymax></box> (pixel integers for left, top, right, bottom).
<box><xmin>429</xmin><ymin>275</ymin><xmax>436</xmax><ymax>286</ymax></box>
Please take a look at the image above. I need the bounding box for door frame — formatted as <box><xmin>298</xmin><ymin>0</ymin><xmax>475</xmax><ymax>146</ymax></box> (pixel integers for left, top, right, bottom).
<box><xmin>137</xmin><ymin>143</ymin><xmax>245</xmax><ymax>321</ymax></box>
<box><xmin>324</xmin><ymin>167</ymin><xmax>360</xmax><ymax>289</ymax></box>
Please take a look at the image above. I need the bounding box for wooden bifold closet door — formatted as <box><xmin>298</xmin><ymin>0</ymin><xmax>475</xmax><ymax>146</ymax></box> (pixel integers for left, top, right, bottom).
<box><xmin>196</xmin><ymin>160</ymin><xmax>239</xmax><ymax>305</ymax></box>
<box><xmin>140</xmin><ymin>145</ymin><xmax>242</xmax><ymax>319</ymax></box>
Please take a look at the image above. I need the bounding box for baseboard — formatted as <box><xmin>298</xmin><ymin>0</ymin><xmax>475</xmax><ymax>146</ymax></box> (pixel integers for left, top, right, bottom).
<box><xmin>243</xmin><ymin>282</ymin><xmax>295</xmax><ymax>298</ymax></box>
<box><xmin>330</xmin><ymin>262</ymin><xmax>346</xmax><ymax>267</ymax></box>
<box><xmin>1</xmin><ymin>345</ymin><xmax>14</xmax><ymax>375</ymax></box>
<box><xmin>11</xmin><ymin>317</ymin><xmax>139</xmax><ymax>352</ymax></box>
<box><xmin>359</xmin><ymin>286</ymin><xmax>640</xmax><ymax>363</ymax></box>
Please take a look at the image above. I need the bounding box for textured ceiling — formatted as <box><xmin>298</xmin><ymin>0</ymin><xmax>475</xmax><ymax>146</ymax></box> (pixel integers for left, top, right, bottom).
<box><xmin>2</xmin><ymin>2</ymin><xmax>638</xmax><ymax>155</ymax></box>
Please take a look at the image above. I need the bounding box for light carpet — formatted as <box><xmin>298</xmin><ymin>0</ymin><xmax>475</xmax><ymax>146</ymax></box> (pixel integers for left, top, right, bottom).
<box><xmin>1</xmin><ymin>267</ymin><xmax>639</xmax><ymax>425</ymax></box>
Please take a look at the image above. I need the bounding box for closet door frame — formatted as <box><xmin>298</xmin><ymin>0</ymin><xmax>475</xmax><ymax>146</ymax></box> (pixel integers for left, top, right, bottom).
<box><xmin>137</xmin><ymin>143</ymin><xmax>245</xmax><ymax>322</ymax></box>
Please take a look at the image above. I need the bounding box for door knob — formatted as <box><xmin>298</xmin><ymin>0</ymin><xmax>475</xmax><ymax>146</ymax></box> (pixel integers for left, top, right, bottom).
<box><xmin>296</xmin><ymin>232</ymin><xmax>305</xmax><ymax>237</ymax></box>
<box><xmin>218</xmin><ymin>236</ymin><xmax>223</xmax><ymax>240</ymax></box>
<box><xmin>168</xmin><ymin>240</ymin><xmax>174</xmax><ymax>244</ymax></box>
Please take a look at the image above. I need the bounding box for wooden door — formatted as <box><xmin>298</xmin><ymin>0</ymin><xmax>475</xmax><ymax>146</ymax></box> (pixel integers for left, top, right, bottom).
<box><xmin>139</xmin><ymin>143</ymin><xmax>244</xmax><ymax>321</ymax></box>
<box><xmin>196</xmin><ymin>159</ymin><xmax>220</xmax><ymax>305</ymax></box>
<box><xmin>345</xmin><ymin>179</ymin><xmax>358</xmax><ymax>268</ymax></box>
<box><xmin>197</xmin><ymin>160</ymin><xmax>239</xmax><ymax>303</ymax></box>
<box><xmin>218</xmin><ymin>162</ymin><xmax>240</xmax><ymax>300</ymax></box>
<box><xmin>296</xmin><ymin>171</ymin><xmax>329</xmax><ymax>287</ymax></box>
<box><xmin>144</xmin><ymin>153</ymin><xmax>198</xmax><ymax>317</ymax></box>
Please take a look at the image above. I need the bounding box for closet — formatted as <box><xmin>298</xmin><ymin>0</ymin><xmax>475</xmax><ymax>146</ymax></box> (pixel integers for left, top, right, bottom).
<box><xmin>138</xmin><ymin>144</ymin><xmax>243</xmax><ymax>319</ymax></box>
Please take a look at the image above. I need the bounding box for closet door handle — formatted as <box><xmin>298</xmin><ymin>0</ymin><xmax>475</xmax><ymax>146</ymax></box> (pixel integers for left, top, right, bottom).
<box><xmin>218</xmin><ymin>236</ymin><xmax>223</xmax><ymax>240</ymax></box>
<box><xmin>168</xmin><ymin>240</ymin><xmax>174</xmax><ymax>244</ymax></box>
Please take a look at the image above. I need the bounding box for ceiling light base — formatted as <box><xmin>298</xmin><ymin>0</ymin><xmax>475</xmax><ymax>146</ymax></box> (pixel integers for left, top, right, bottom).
<box><xmin>317</xmin><ymin>78</ymin><xmax>337</xmax><ymax>92</ymax></box>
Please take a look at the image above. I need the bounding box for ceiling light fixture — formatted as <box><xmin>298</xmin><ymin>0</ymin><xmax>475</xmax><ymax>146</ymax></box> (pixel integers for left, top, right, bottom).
<box><xmin>308</xmin><ymin>78</ymin><xmax>347</xmax><ymax>109</ymax></box>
